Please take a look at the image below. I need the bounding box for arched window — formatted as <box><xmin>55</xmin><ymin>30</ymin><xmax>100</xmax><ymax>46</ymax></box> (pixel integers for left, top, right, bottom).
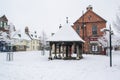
<box><xmin>92</xmin><ymin>25</ymin><xmax>97</xmax><ymax>35</ymax></box>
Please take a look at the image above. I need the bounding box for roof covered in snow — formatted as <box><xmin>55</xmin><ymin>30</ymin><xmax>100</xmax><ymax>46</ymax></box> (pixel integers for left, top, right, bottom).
<box><xmin>20</xmin><ymin>32</ymin><xmax>31</xmax><ymax>41</ymax></box>
<box><xmin>47</xmin><ymin>23</ymin><xmax>84</xmax><ymax>42</ymax></box>
<box><xmin>0</xmin><ymin>31</ymin><xmax>9</xmax><ymax>41</ymax></box>
<box><xmin>12</xmin><ymin>30</ymin><xmax>31</xmax><ymax>41</ymax></box>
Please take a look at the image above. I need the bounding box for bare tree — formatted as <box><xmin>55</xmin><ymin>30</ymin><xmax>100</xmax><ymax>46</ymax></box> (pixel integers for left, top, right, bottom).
<box><xmin>41</xmin><ymin>30</ymin><xmax>47</xmax><ymax>55</ymax></box>
<box><xmin>113</xmin><ymin>7</ymin><xmax>120</xmax><ymax>33</ymax></box>
<box><xmin>113</xmin><ymin>7</ymin><xmax>120</xmax><ymax>50</ymax></box>
<box><xmin>6</xmin><ymin>23</ymin><xmax>20</xmax><ymax>61</ymax></box>
<box><xmin>98</xmin><ymin>31</ymin><xmax>109</xmax><ymax>48</ymax></box>
<box><xmin>98</xmin><ymin>31</ymin><xmax>110</xmax><ymax>55</ymax></box>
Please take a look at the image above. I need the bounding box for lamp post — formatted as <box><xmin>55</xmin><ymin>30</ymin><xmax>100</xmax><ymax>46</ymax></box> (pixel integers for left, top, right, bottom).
<box><xmin>101</xmin><ymin>25</ymin><xmax>113</xmax><ymax>67</ymax></box>
<box><xmin>109</xmin><ymin>26</ymin><xmax>112</xmax><ymax>67</ymax></box>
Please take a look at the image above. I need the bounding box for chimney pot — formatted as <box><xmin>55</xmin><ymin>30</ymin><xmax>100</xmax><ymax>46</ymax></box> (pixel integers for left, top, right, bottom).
<box><xmin>86</xmin><ymin>5</ymin><xmax>93</xmax><ymax>11</ymax></box>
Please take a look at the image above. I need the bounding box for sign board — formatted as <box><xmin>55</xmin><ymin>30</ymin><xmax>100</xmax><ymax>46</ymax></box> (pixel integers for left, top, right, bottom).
<box><xmin>89</xmin><ymin>37</ymin><xmax>98</xmax><ymax>41</ymax></box>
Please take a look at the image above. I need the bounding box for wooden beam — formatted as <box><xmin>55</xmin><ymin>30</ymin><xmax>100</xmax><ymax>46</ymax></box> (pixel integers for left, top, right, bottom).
<box><xmin>48</xmin><ymin>42</ymin><xmax>52</xmax><ymax>60</ymax></box>
<box><xmin>54</xmin><ymin>43</ymin><xmax>57</xmax><ymax>59</ymax></box>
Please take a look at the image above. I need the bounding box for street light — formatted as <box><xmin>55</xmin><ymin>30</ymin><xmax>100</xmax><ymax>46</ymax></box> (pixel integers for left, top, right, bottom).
<box><xmin>101</xmin><ymin>25</ymin><xmax>113</xmax><ymax>67</ymax></box>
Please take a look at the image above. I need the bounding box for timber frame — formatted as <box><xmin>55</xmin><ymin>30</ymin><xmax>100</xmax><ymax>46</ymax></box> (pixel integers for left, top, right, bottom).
<box><xmin>48</xmin><ymin>41</ymin><xmax>83</xmax><ymax>60</ymax></box>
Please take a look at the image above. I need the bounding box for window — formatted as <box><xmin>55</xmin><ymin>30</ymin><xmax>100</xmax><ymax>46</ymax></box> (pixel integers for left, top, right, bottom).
<box><xmin>2</xmin><ymin>21</ymin><xmax>4</xmax><ymax>27</ymax></box>
<box><xmin>4</xmin><ymin>22</ymin><xmax>7</xmax><ymax>27</ymax></box>
<box><xmin>92</xmin><ymin>45</ymin><xmax>98</xmax><ymax>52</ymax></box>
<box><xmin>33</xmin><ymin>46</ymin><xmax>34</xmax><ymax>50</ymax></box>
<box><xmin>0</xmin><ymin>21</ymin><xmax>2</xmax><ymax>27</ymax></box>
<box><xmin>92</xmin><ymin>25</ymin><xmax>97</xmax><ymax>35</ymax></box>
<box><xmin>33</xmin><ymin>40</ymin><xmax>35</xmax><ymax>44</ymax></box>
<box><xmin>31</xmin><ymin>34</ymin><xmax>33</xmax><ymax>37</ymax></box>
<box><xmin>35</xmin><ymin>35</ymin><xmax>37</xmax><ymax>38</ymax></box>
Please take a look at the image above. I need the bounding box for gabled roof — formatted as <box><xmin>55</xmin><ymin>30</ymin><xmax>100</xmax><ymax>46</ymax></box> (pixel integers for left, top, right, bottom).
<box><xmin>0</xmin><ymin>15</ymin><xmax>8</xmax><ymax>21</ymax></box>
<box><xmin>47</xmin><ymin>23</ymin><xmax>84</xmax><ymax>42</ymax></box>
<box><xmin>13</xmin><ymin>30</ymin><xmax>31</xmax><ymax>41</ymax></box>
<box><xmin>74</xmin><ymin>10</ymin><xmax>107</xmax><ymax>24</ymax></box>
<box><xmin>21</xmin><ymin>32</ymin><xmax>31</xmax><ymax>41</ymax></box>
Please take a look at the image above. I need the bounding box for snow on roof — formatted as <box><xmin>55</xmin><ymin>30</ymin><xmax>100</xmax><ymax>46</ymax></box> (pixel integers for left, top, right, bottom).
<box><xmin>15</xmin><ymin>30</ymin><xmax>31</xmax><ymax>41</ymax></box>
<box><xmin>10</xmin><ymin>30</ymin><xmax>24</xmax><ymax>40</ymax></box>
<box><xmin>21</xmin><ymin>32</ymin><xmax>31</xmax><ymax>40</ymax></box>
<box><xmin>0</xmin><ymin>31</ymin><xmax>9</xmax><ymax>41</ymax></box>
<box><xmin>11</xmin><ymin>31</ymin><xmax>20</xmax><ymax>39</ymax></box>
<box><xmin>47</xmin><ymin>23</ymin><xmax>84</xmax><ymax>42</ymax></box>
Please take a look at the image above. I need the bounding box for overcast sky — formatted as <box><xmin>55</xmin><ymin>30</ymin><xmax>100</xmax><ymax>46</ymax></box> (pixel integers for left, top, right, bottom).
<box><xmin>0</xmin><ymin>0</ymin><xmax>120</xmax><ymax>36</ymax></box>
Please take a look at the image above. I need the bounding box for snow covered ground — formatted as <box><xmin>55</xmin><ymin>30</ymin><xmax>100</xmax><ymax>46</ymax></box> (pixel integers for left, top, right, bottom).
<box><xmin>0</xmin><ymin>50</ymin><xmax>120</xmax><ymax>80</ymax></box>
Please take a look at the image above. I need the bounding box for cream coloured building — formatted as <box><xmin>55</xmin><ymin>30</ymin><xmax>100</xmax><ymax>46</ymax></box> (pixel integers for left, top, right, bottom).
<box><xmin>12</xmin><ymin>27</ymin><xmax>41</xmax><ymax>51</ymax></box>
<box><xmin>27</xmin><ymin>31</ymin><xmax>40</xmax><ymax>51</ymax></box>
<box><xmin>12</xmin><ymin>30</ymin><xmax>31</xmax><ymax>51</ymax></box>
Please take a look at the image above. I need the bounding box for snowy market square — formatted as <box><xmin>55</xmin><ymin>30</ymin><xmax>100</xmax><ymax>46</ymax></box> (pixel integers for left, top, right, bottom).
<box><xmin>1</xmin><ymin>0</ymin><xmax>120</xmax><ymax>80</ymax></box>
<box><xmin>0</xmin><ymin>50</ymin><xmax>120</xmax><ymax>80</ymax></box>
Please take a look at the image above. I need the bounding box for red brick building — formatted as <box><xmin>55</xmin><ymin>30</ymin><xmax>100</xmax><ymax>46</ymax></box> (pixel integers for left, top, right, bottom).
<box><xmin>73</xmin><ymin>5</ymin><xmax>106</xmax><ymax>54</ymax></box>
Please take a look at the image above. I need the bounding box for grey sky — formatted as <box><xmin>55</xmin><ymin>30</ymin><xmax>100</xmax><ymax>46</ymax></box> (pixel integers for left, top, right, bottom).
<box><xmin>0</xmin><ymin>0</ymin><xmax>120</xmax><ymax>36</ymax></box>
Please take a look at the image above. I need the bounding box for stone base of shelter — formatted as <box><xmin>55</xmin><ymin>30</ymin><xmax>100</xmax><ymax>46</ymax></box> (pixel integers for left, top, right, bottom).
<box><xmin>63</xmin><ymin>56</ymin><xmax>83</xmax><ymax>60</ymax></box>
<box><xmin>48</xmin><ymin>55</ymin><xmax>83</xmax><ymax>60</ymax></box>
<box><xmin>48</xmin><ymin>57</ymin><xmax>83</xmax><ymax>60</ymax></box>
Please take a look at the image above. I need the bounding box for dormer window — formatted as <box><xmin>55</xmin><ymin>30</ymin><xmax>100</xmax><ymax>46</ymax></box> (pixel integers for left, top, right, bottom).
<box><xmin>31</xmin><ymin>34</ymin><xmax>33</xmax><ymax>37</ymax></box>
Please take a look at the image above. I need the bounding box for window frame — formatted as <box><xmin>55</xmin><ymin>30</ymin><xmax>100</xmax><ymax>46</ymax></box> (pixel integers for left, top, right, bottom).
<box><xmin>92</xmin><ymin>25</ymin><xmax>97</xmax><ymax>35</ymax></box>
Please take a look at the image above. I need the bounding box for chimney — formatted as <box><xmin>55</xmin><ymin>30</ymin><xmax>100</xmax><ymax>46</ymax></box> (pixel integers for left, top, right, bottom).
<box><xmin>86</xmin><ymin>5</ymin><xmax>93</xmax><ymax>11</ymax></box>
<box><xmin>51</xmin><ymin>33</ymin><xmax>55</xmax><ymax>36</ymax></box>
<box><xmin>66</xmin><ymin>17</ymin><xmax>68</xmax><ymax>24</ymax></box>
<box><xmin>59</xmin><ymin>24</ymin><xmax>62</xmax><ymax>29</ymax></box>
<box><xmin>25</xmin><ymin>26</ymin><xmax>29</xmax><ymax>34</ymax></box>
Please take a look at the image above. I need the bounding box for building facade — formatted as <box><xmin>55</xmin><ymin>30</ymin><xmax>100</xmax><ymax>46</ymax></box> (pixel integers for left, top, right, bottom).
<box><xmin>0</xmin><ymin>15</ymin><xmax>10</xmax><ymax>52</ymax></box>
<box><xmin>0</xmin><ymin>15</ymin><xmax>9</xmax><ymax>32</ymax></box>
<box><xmin>73</xmin><ymin>6</ymin><xmax>106</xmax><ymax>54</ymax></box>
<box><xmin>0</xmin><ymin>15</ymin><xmax>41</xmax><ymax>52</ymax></box>
<box><xmin>25</xmin><ymin>27</ymin><xmax>41</xmax><ymax>51</ymax></box>
<box><xmin>14</xmin><ymin>27</ymin><xmax>41</xmax><ymax>51</ymax></box>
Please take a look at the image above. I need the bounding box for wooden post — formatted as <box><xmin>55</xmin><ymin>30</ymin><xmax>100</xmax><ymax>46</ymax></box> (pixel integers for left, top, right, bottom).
<box><xmin>62</xmin><ymin>44</ymin><xmax>65</xmax><ymax>58</ymax></box>
<box><xmin>79</xmin><ymin>44</ymin><xmax>83</xmax><ymax>58</ymax></box>
<box><xmin>66</xmin><ymin>45</ymin><xmax>68</xmax><ymax>58</ymax></box>
<box><xmin>69</xmin><ymin>45</ymin><xmax>72</xmax><ymax>57</ymax></box>
<box><xmin>58</xmin><ymin>44</ymin><xmax>61</xmax><ymax>58</ymax></box>
<box><xmin>54</xmin><ymin>43</ymin><xmax>57</xmax><ymax>59</ymax></box>
<box><xmin>76</xmin><ymin>44</ymin><xmax>80</xmax><ymax>60</ymax></box>
<box><xmin>48</xmin><ymin>42</ymin><xmax>52</xmax><ymax>60</ymax></box>
<box><xmin>73</xmin><ymin>42</ymin><xmax>75</xmax><ymax>53</ymax></box>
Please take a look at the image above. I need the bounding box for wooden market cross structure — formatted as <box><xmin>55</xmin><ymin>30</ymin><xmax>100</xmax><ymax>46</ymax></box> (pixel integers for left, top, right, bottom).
<box><xmin>47</xmin><ymin>23</ymin><xmax>84</xmax><ymax>60</ymax></box>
